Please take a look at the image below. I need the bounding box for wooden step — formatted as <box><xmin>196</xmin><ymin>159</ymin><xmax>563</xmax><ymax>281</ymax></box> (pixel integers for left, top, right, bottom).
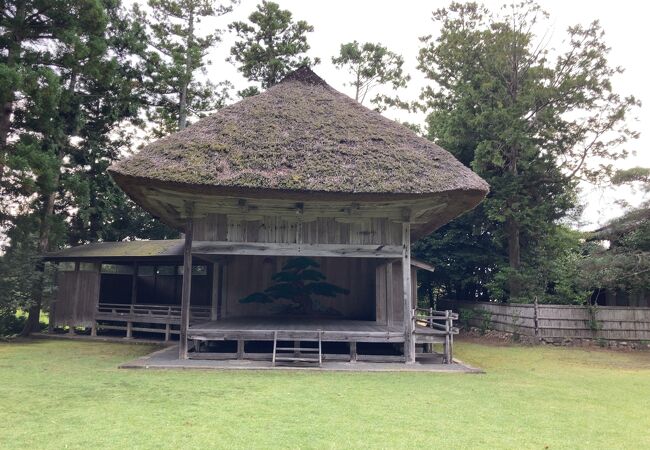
<box><xmin>272</xmin><ymin>330</ymin><xmax>323</xmax><ymax>367</ymax></box>
<box><xmin>274</xmin><ymin>356</ymin><xmax>320</xmax><ymax>363</ymax></box>
<box><xmin>274</xmin><ymin>347</ymin><xmax>320</xmax><ymax>352</ymax></box>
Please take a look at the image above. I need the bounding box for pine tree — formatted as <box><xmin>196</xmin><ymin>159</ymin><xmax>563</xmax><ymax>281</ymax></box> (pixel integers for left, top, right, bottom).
<box><xmin>240</xmin><ymin>257</ymin><xmax>349</xmax><ymax>315</ymax></box>
<box><xmin>332</xmin><ymin>41</ymin><xmax>410</xmax><ymax>111</ymax></box>
<box><xmin>228</xmin><ymin>1</ymin><xmax>318</xmax><ymax>93</ymax></box>
<box><xmin>144</xmin><ymin>0</ymin><xmax>236</xmax><ymax>135</ymax></box>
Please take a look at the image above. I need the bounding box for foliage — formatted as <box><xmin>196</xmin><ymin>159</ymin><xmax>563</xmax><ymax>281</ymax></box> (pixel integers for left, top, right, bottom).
<box><xmin>413</xmin><ymin>207</ymin><xmax>500</xmax><ymax>301</ymax></box>
<box><xmin>228</xmin><ymin>1</ymin><xmax>319</xmax><ymax>90</ymax></box>
<box><xmin>0</xmin><ymin>0</ymin><xmax>180</xmax><ymax>334</ymax></box>
<box><xmin>240</xmin><ymin>257</ymin><xmax>349</xmax><ymax>315</ymax></box>
<box><xmin>0</xmin><ymin>218</ymin><xmax>55</xmax><ymax>336</ymax></box>
<box><xmin>331</xmin><ymin>41</ymin><xmax>410</xmax><ymax>111</ymax></box>
<box><xmin>416</xmin><ymin>1</ymin><xmax>638</xmax><ymax>302</ymax></box>
<box><xmin>458</xmin><ymin>307</ymin><xmax>475</xmax><ymax>330</ymax></box>
<box><xmin>144</xmin><ymin>0</ymin><xmax>236</xmax><ymax>135</ymax></box>
<box><xmin>581</xmin><ymin>167</ymin><xmax>650</xmax><ymax>297</ymax></box>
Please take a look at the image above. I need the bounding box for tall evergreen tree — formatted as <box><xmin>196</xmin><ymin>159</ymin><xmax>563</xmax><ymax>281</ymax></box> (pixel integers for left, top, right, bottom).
<box><xmin>0</xmin><ymin>0</ymin><xmax>172</xmax><ymax>334</ymax></box>
<box><xmin>228</xmin><ymin>0</ymin><xmax>318</xmax><ymax>94</ymax></box>
<box><xmin>145</xmin><ymin>0</ymin><xmax>236</xmax><ymax>135</ymax></box>
<box><xmin>416</xmin><ymin>2</ymin><xmax>639</xmax><ymax>301</ymax></box>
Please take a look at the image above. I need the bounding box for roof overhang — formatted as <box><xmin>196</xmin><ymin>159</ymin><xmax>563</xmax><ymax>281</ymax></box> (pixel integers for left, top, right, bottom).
<box><xmin>110</xmin><ymin>172</ymin><xmax>487</xmax><ymax>240</ymax></box>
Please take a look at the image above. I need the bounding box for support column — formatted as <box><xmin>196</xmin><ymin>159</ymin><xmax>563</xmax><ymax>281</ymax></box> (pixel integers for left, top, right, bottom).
<box><xmin>179</xmin><ymin>217</ymin><xmax>194</xmax><ymax>359</ymax></box>
<box><xmin>402</xmin><ymin>222</ymin><xmax>415</xmax><ymax>363</ymax></box>
<box><xmin>210</xmin><ymin>262</ymin><xmax>220</xmax><ymax>320</ymax></box>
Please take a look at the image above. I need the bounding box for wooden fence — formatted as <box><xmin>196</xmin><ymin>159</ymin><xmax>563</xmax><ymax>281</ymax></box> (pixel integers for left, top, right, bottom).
<box><xmin>439</xmin><ymin>300</ymin><xmax>650</xmax><ymax>342</ymax></box>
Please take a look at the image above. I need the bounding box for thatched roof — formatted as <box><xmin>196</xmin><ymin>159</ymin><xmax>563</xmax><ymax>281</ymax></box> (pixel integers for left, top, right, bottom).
<box><xmin>110</xmin><ymin>67</ymin><xmax>488</xmax><ymax>197</ymax></box>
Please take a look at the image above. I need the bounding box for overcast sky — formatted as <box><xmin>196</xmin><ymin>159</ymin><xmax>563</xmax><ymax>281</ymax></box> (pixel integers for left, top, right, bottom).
<box><xmin>196</xmin><ymin>0</ymin><xmax>648</xmax><ymax>229</ymax></box>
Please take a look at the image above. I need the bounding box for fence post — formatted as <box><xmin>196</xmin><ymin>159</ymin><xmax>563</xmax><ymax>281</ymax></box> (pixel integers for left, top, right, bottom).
<box><xmin>533</xmin><ymin>296</ymin><xmax>540</xmax><ymax>340</ymax></box>
<box><xmin>444</xmin><ymin>310</ymin><xmax>451</xmax><ymax>363</ymax></box>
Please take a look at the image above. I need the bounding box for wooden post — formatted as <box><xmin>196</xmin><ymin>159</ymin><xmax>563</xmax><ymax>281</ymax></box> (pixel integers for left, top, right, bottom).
<box><xmin>350</xmin><ymin>341</ymin><xmax>357</xmax><ymax>363</ymax></box>
<box><xmin>210</xmin><ymin>262</ymin><xmax>220</xmax><ymax>320</ymax></box>
<box><xmin>386</xmin><ymin>262</ymin><xmax>394</xmax><ymax>326</ymax></box>
<box><xmin>426</xmin><ymin>306</ymin><xmax>434</xmax><ymax>353</ymax></box>
<box><xmin>445</xmin><ymin>310</ymin><xmax>451</xmax><ymax>364</ymax></box>
<box><xmin>402</xmin><ymin>222</ymin><xmax>415</xmax><ymax>363</ymax></box>
<box><xmin>131</xmin><ymin>263</ymin><xmax>138</xmax><ymax>305</ymax></box>
<box><xmin>533</xmin><ymin>295</ymin><xmax>540</xmax><ymax>340</ymax></box>
<box><xmin>237</xmin><ymin>340</ymin><xmax>244</xmax><ymax>359</ymax></box>
<box><xmin>448</xmin><ymin>310</ymin><xmax>454</xmax><ymax>363</ymax></box>
<box><xmin>179</xmin><ymin>217</ymin><xmax>194</xmax><ymax>359</ymax></box>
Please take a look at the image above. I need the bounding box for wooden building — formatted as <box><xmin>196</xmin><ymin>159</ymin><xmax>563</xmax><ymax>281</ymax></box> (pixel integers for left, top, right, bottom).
<box><xmin>46</xmin><ymin>68</ymin><xmax>488</xmax><ymax>364</ymax></box>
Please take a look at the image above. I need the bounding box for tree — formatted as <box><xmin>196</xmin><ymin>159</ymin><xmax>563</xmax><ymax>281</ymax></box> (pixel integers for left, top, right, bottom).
<box><xmin>331</xmin><ymin>41</ymin><xmax>410</xmax><ymax>111</ymax></box>
<box><xmin>240</xmin><ymin>257</ymin><xmax>349</xmax><ymax>315</ymax></box>
<box><xmin>582</xmin><ymin>167</ymin><xmax>650</xmax><ymax>297</ymax></box>
<box><xmin>0</xmin><ymin>1</ymin><xmax>168</xmax><ymax>335</ymax></box>
<box><xmin>228</xmin><ymin>1</ymin><xmax>318</xmax><ymax>92</ymax></box>
<box><xmin>145</xmin><ymin>0</ymin><xmax>235</xmax><ymax>135</ymax></box>
<box><xmin>416</xmin><ymin>1</ymin><xmax>638</xmax><ymax>301</ymax></box>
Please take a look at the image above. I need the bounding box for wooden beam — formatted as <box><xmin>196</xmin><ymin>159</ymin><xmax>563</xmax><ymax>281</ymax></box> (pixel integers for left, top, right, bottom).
<box><xmin>179</xmin><ymin>217</ymin><xmax>194</xmax><ymax>359</ymax></box>
<box><xmin>402</xmin><ymin>223</ymin><xmax>415</xmax><ymax>363</ymax></box>
<box><xmin>410</xmin><ymin>259</ymin><xmax>435</xmax><ymax>273</ymax></box>
<box><xmin>192</xmin><ymin>241</ymin><xmax>402</xmax><ymax>259</ymax></box>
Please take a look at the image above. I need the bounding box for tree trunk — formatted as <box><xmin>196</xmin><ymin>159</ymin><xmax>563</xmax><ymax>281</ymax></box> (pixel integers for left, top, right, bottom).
<box><xmin>178</xmin><ymin>7</ymin><xmax>194</xmax><ymax>130</ymax></box>
<box><xmin>20</xmin><ymin>186</ymin><xmax>59</xmax><ymax>336</ymax></box>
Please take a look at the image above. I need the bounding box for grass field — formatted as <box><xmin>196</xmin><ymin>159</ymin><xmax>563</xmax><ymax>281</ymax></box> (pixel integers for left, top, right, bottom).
<box><xmin>1</xmin><ymin>338</ymin><xmax>649</xmax><ymax>449</ymax></box>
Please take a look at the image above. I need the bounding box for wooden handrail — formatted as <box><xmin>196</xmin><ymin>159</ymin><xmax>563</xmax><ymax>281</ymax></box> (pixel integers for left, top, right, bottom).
<box><xmin>412</xmin><ymin>308</ymin><xmax>457</xmax><ymax>335</ymax></box>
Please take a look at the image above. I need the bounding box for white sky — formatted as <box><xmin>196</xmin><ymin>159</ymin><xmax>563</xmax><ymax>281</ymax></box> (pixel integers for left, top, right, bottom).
<box><xmin>196</xmin><ymin>0</ymin><xmax>648</xmax><ymax>229</ymax></box>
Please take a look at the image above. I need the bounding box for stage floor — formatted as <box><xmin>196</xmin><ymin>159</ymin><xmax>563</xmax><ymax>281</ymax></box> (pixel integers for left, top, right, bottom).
<box><xmin>187</xmin><ymin>316</ymin><xmax>447</xmax><ymax>344</ymax></box>
<box><xmin>188</xmin><ymin>317</ymin><xmax>405</xmax><ymax>342</ymax></box>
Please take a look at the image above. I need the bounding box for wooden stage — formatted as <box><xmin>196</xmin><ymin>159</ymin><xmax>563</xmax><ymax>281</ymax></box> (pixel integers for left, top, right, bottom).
<box><xmin>187</xmin><ymin>317</ymin><xmax>447</xmax><ymax>344</ymax></box>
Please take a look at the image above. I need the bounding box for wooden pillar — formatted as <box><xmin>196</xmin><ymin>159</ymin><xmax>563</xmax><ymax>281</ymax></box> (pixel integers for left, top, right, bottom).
<box><xmin>210</xmin><ymin>262</ymin><xmax>220</xmax><ymax>320</ymax></box>
<box><xmin>402</xmin><ymin>222</ymin><xmax>415</xmax><ymax>363</ymax></box>
<box><xmin>131</xmin><ymin>263</ymin><xmax>138</xmax><ymax>305</ymax></box>
<box><xmin>179</xmin><ymin>218</ymin><xmax>194</xmax><ymax>359</ymax></box>
<box><xmin>386</xmin><ymin>262</ymin><xmax>394</xmax><ymax>326</ymax></box>
<box><xmin>350</xmin><ymin>341</ymin><xmax>357</xmax><ymax>363</ymax></box>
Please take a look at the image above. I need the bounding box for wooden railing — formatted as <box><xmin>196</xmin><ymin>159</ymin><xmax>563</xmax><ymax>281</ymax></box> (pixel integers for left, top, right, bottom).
<box><xmin>94</xmin><ymin>303</ymin><xmax>211</xmax><ymax>341</ymax></box>
<box><xmin>413</xmin><ymin>308</ymin><xmax>459</xmax><ymax>363</ymax></box>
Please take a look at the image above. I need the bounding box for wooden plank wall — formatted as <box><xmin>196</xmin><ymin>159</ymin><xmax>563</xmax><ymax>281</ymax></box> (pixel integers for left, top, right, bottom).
<box><xmin>441</xmin><ymin>301</ymin><xmax>650</xmax><ymax>341</ymax></box>
<box><xmin>221</xmin><ymin>256</ymin><xmax>376</xmax><ymax>320</ymax></box>
<box><xmin>193</xmin><ymin>214</ymin><xmax>402</xmax><ymax>245</ymax></box>
<box><xmin>54</xmin><ymin>265</ymin><xmax>101</xmax><ymax>328</ymax></box>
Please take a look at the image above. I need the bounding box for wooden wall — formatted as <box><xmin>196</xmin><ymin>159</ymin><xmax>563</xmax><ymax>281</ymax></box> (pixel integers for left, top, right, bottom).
<box><xmin>53</xmin><ymin>263</ymin><xmax>100</xmax><ymax>328</ymax></box>
<box><xmin>374</xmin><ymin>262</ymin><xmax>416</xmax><ymax>326</ymax></box>
<box><xmin>441</xmin><ymin>301</ymin><xmax>650</xmax><ymax>341</ymax></box>
<box><xmin>220</xmin><ymin>256</ymin><xmax>376</xmax><ymax>320</ymax></box>
<box><xmin>193</xmin><ymin>213</ymin><xmax>402</xmax><ymax>245</ymax></box>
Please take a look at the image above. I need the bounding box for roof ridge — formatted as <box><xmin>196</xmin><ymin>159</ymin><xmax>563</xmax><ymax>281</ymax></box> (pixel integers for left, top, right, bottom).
<box><xmin>278</xmin><ymin>66</ymin><xmax>328</xmax><ymax>86</ymax></box>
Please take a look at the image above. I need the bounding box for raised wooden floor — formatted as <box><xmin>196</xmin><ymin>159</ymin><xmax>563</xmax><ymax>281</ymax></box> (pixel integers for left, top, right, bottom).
<box><xmin>188</xmin><ymin>317</ymin><xmax>406</xmax><ymax>343</ymax></box>
<box><xmin>187</xmin><ymin>317</ymin><xmax>447</xmax><ymax>344</ymax></box>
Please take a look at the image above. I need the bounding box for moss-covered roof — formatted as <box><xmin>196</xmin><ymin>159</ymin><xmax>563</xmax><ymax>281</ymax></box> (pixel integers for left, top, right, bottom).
<box><xmin>109</xmin><ymin>67</ymin><xmax>488</xmax><ymax>197</ymax></box>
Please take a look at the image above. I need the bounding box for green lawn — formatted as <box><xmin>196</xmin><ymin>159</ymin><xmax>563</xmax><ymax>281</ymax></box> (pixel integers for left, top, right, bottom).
<box><xmin>1</xmin><ymin>339</ymin><xmax>649</xmax><ymax>449</ymax></box>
